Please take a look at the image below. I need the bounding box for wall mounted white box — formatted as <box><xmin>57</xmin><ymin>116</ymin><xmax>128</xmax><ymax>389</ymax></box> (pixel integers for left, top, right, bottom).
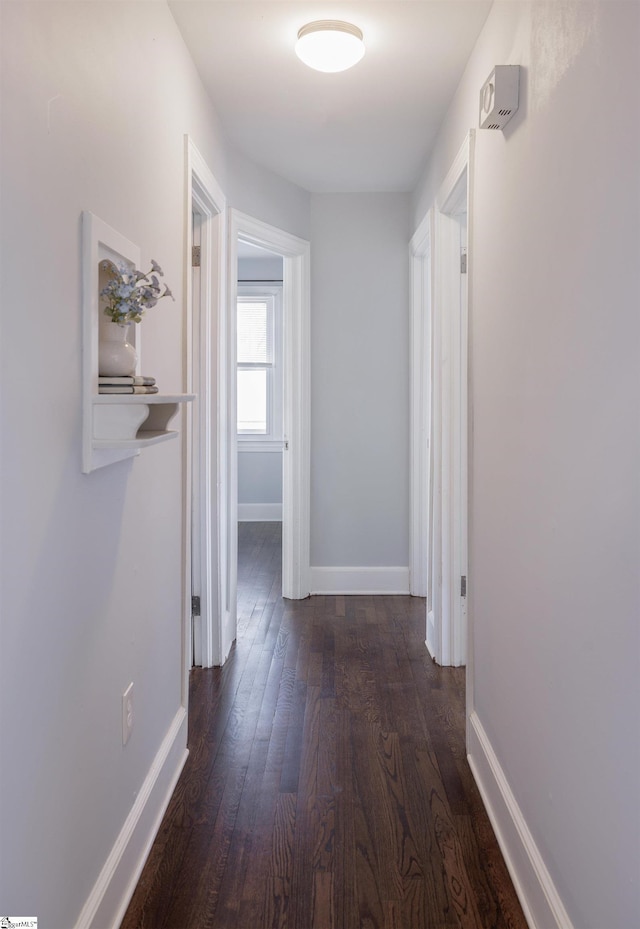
<box><xmin>479</xmin><ymin>65</ymin><xmax>520</xmax><ymax>130</ymax></box>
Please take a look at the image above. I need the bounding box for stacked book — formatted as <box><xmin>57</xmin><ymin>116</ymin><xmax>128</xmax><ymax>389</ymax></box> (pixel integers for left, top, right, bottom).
<box><xmin>98</xmin><ymin>376</ymin><xmax>159</xmax><ymax>395</ymax></box>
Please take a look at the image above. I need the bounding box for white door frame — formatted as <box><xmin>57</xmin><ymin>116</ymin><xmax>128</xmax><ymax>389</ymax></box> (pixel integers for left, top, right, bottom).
<box><xmin>184</xmin><ymin>137</ymin><xmax>228</xmax><ymax>675</ymax></box>
<box><xmin>228</xmin><ymin>210</ymin><xmax>311</xmax><ymax>608</ymax></box>
<box><xmin>410</xmin><ymin>210</ymin><xmax>433</xmax><ymax>602</ymax></box>
<box><xmin>429</xmin><ymin>130</ymin><xmax>474</xmax><ymax>669</ymax></box>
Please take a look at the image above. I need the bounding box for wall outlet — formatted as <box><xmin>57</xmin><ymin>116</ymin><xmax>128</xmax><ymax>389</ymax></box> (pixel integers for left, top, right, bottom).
<box><xmin>122</xmin><ymin>682</ymin><xmax>134</xmax><ymax>746</ymax></box>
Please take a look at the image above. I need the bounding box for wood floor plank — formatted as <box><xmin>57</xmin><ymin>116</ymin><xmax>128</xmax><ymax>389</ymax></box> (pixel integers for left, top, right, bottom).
<box><xmin>210</xmin><ymin>735</ymin><xmax>271</xmax><ymax>928</ymax></box>
<box><xmin>120</xmin><ymin>522</ymin><xmax>529</xmax><ymax>929</ymax></box>
<box><xmin>264</xmin><ymin>792</ymin><xmax>297</xmax><ymax>929</ymax></box>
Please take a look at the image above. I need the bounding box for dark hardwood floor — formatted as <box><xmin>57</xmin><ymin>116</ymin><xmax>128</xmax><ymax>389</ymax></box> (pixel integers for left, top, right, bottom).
<box><xmin>121</xmin><ymin>522</ymin><xmax>527</xmax><ymax>929</ymax></box>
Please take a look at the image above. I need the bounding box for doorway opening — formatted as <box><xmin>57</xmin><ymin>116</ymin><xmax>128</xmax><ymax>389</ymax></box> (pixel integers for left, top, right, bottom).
<box><xmin>236</xmin><ymin>241</ymin><xmax>284</xmax><ymax>527</ymax></box>
<box><xmin>226</xmin><ymin>210</ymin><xmax>311</xmax><ymax>652</ymax></box>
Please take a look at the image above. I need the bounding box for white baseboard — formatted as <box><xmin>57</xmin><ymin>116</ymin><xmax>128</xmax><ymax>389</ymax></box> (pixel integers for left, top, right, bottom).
<box><xmin>75</xmin><ymin>707</ymin><xmax>189</xmax><ymax>929</ymax></box>
<box><xmin>467</xmin><ymin>711</ymin><xmax>574</xmax><ymax>929</ymax></box>
<box><xmin>238</xmin><ymin>503</ymin><xmax>282</xmax><ymax>522</ymax></box>
<box><xmin>309</xmin><ymin>566</ymin><xmax>410</xmax><ymax>595</ymax></box>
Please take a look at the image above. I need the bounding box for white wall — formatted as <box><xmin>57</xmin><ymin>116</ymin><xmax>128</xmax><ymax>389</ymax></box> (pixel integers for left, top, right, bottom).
<box><xmin>0</xmin><ymin>2</ymin><xmax>307</xmax><ymax>925</ymax></box>
<box><xmin>237</xmin><ymin>253</ymin><xmax>285</xmax><ymax>284</ymax></box>
<box><xmin>226</xmin><ymin>148</ymin><xmax>310</xmax><ymax>242</ymax></box>
<box><xmin>238</xmin><ymin>453</ymin><xmax>283</xmax><ymax>507</ymax></box>
<box><xmin>310</xmin><ymin>194</ymin><xmax>411</xmax><ymax>576</ymax></box>
<box><xmin>412</xmin><ymin>3</ymin><xmax>640</xmax><ymax>927</ymax></box>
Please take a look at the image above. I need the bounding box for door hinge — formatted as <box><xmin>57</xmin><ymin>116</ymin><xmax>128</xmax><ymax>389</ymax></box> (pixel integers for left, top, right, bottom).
<box><xmin>460</xmin><ymin>576</ymin><xmax>467</xmax><ymax>597</ymax></box>
<box><xmin>192</xmin><ymin>245</ymin><xmax>201</xmax><ymax>268</ymax></box>
<box><xmin>191</xmin><ymin>595</ymin><xmax>201</xmax><ymax>616</ymax></box>
<box><xmin>460</xmin><ymin>250</ymin><xmax>468</xmax><ymax>274</ymax></box>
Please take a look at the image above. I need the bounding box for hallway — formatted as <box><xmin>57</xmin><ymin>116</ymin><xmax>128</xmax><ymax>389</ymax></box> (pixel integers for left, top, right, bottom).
<box><xmin>121</xmin><ymin>522</ymin><xmax>527</xmax><ymax>929</ymax></box>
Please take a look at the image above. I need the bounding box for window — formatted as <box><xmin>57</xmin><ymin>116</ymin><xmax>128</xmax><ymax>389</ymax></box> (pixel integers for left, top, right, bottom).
<box><xmin>237</xmin><ymin>286</ymin><xmax>283</xmax><ymax>448</ymax></box>
<box><xmin>237</xmin><ymin>298</ymin><xmax>272</xmax><ymax>434</ymax></box>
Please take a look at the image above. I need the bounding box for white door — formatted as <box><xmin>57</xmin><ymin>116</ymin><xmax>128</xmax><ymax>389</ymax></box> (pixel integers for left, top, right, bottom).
<box><xmin>191</xmin><ymin>210</ymin><xmax>203</xmax><ymax>665</ymax></box>
<box><xmin>185</xmin><ymin>137</ymin><xmax>227</xmax><ymax>673</ymax></box>
<box><xmin>429</xmin><ymin>132</ymin><xmax>474</xmax><ymax>668</ymax></box>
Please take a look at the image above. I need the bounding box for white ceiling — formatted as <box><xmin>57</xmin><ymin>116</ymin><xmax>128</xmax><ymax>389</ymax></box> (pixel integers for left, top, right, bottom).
<box><xmin>168</xmin><ymin>1</ymin><xmax>492</xmax><ymax>193</ymax></box>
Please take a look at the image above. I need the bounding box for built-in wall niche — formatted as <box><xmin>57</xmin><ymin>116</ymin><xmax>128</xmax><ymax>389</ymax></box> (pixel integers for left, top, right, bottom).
<box><xmin>82</xmin><ymin>211</ymin><xmax>193</xmax><ymax>473</ymax></box>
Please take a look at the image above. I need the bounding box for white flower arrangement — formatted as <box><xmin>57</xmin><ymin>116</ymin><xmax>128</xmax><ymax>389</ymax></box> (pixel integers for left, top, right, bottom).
<box><xmin>100</xmin><ymin>258</ymin><xmax>174</xmax><ymax>325</ymax></box>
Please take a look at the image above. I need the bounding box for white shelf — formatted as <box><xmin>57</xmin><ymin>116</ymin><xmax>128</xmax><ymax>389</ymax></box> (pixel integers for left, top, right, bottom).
<box><xmin>92</xmin><ymin>394</ymin><xmax>195</xmax><ymax>439</ymax></box>
<box><xmin>82</xmin><ymin>213</ymin><xmax>194</xmax><ymax>473</ymax></box>
<box><xmin>94</xmin><ymin>431</ymin><xmax>177</xmax><ymax>449</ymax></box>
<box><xmin>87</xmin><ymin>394</ymin><xmax>194</xmax><ymax>471</ymax></box>
<box><xmin>93</xmin><ymin>394</ymin><xmax>194</xmax><ymax>405</ymax></box>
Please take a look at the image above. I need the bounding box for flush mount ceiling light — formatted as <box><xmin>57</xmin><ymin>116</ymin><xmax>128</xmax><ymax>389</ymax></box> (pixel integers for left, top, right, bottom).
<box><xmin>295</xmin><ymin>21</ymin><xmax>365</xmax><ymax>73</ymax></box>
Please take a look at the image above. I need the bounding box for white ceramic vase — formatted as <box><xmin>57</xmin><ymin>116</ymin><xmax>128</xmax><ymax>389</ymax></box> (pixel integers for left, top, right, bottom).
<box><xmin>99</xmin><ymin>322</ymin><xmax>137</xmax><ymax>377</ymax></box>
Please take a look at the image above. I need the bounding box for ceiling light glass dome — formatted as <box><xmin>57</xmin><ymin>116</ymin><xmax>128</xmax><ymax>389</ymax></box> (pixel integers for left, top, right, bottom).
<box><xmin>295</xmin><ymin>21</ymin><xmax>365</xmax><ymax>73</ymax></box>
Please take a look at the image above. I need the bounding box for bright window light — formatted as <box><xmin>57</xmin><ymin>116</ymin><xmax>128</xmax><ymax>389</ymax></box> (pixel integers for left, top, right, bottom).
<box><xmin>237</xmin><ymin>369</ymin><xmax>268</xmax><ymax>434</ymax></box>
